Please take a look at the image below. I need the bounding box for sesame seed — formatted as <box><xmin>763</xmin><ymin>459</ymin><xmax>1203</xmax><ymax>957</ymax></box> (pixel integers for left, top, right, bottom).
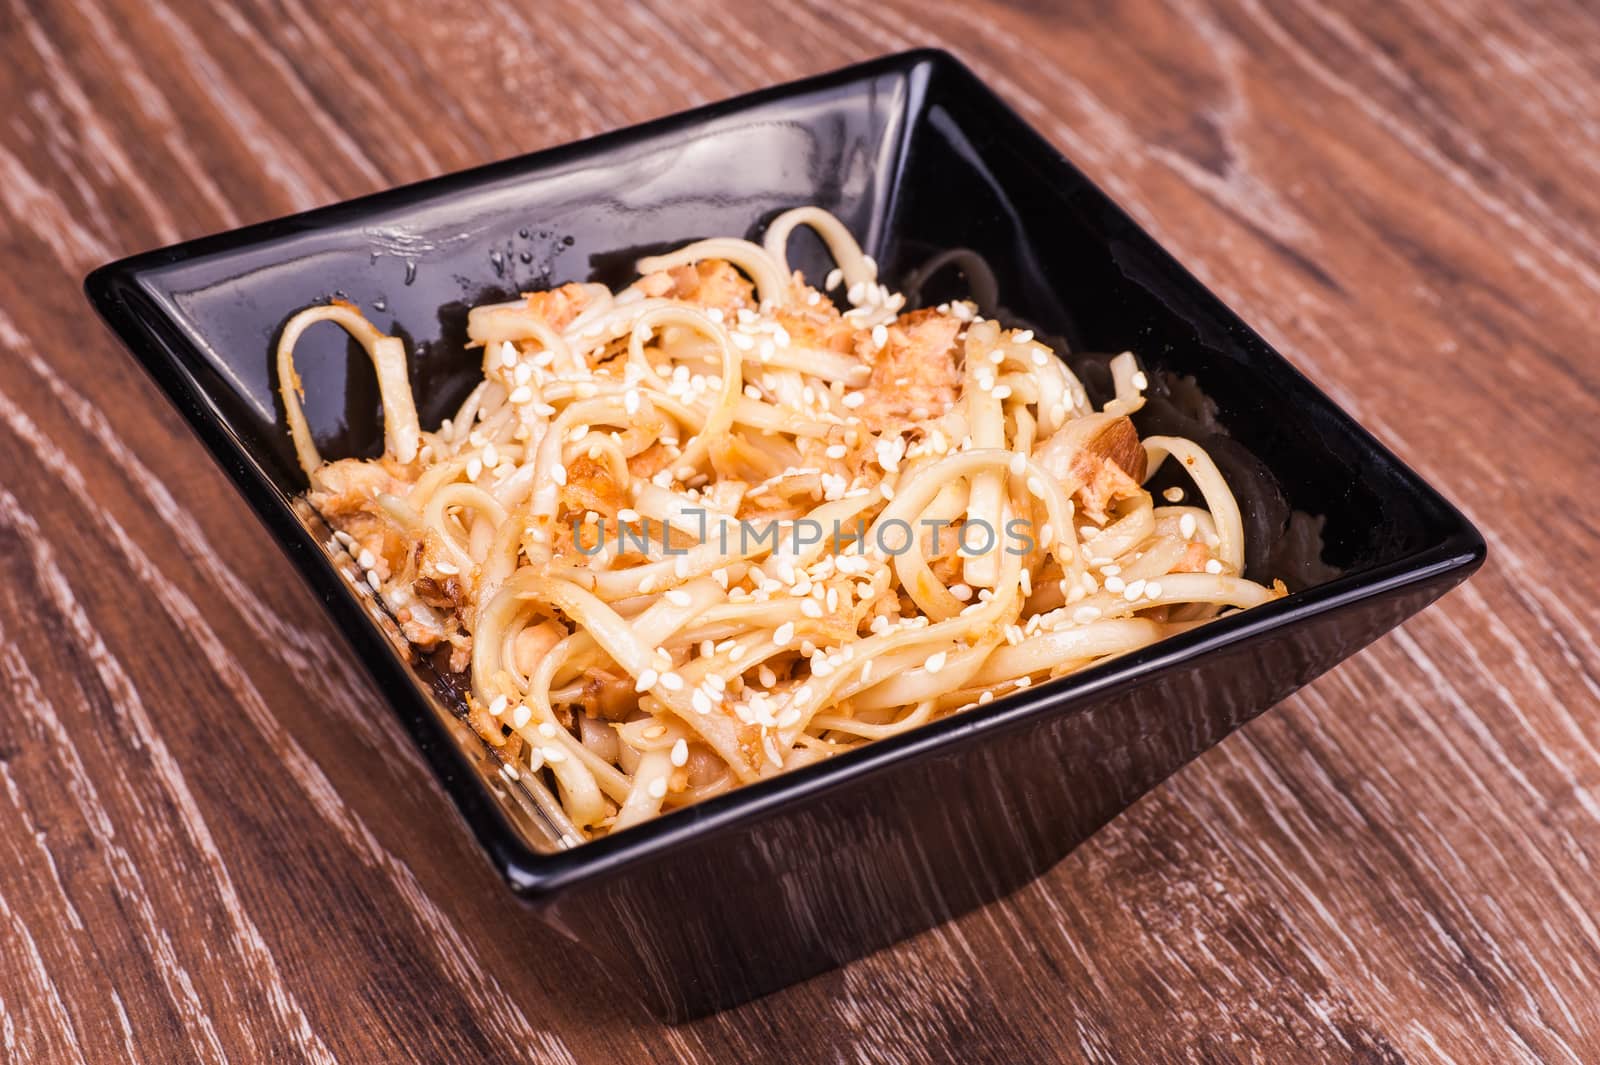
<box><xmin>512</xmin><ymin>704</ymin><xmax>532</xmax><ymax>729</ymax></box>
<box><xmin>508</xmin><ymin>386</ymin><xmax>534</xmax><ymax>405</ymax></box>
<box><xmin>499</xmin><ymin>342</ymin><xmax>518</xmax><ymax>368</ymax></box>
<box><xmin>1103</xmin><ymin>575</ymin><xmax>1126</xmax><ymax>593</ymax></box>
<box><xmin>758</xmin><ymin>665</ymin><xmax>778</xmax><ymax>688</ymax></box>
<box><xmin>924</xmin><ymin>651</ymin><xmax>948</xmax><ymax>674</ymax></box>
<box><xmin>1123</xmin><ymin>579</ymin><xmax>1147</xmax><ymax>601</ymax></box>
<box><xmin>992</xmin><ymin>385</ymin><xmax>1013</xmax><ymax>400</ymax></box>
<box><xmin>1027</xmin><ymin>476</ymin><xmax>1047</xmax><ymax>499</ymax></box>
<box><xmin>434</xmin><ymin>560</ymin><xmax>459</xmax><ymax>575</ymax></box>
<box><xmin>635</xmin><ymin>668</ymin><xmax>659</xmax><ymax>692</ymax></box>
<box><xmin>660</xmin><ymin>671</ymin><xmax>684</xmax><ymax>691</ymax></box>
<box><xmin>1205</xmin><ymin>559</ymin><xmax>1225</xmax><ymax>574</ymax></box>
<box><xmin>1145</xmin><ymin>581</ymin><xmax>1163</xmax><ymax>599</ymax></box>
<box><xmin>543</xmin><ymin>746</ymin><xmax>568</xmax><ymax>765</ymax></box>
<box><xmin>825</xmin><ymin>268</ymin><xmax>843</xmax><ymax>290</ymax></box>
<box><xmin>774</xmin><ymin>621</ymin><xmax>795</xmax><ymax>645</ymax></box>
<box><xmin>871</xmin><ymin>324</ymin><xmax>889</xmax><ymax>349</ymax></box>
<box><xmin>949</xmin><ymin>583</ymin><xmax>973</xmax><ymax>602</ymax></box>
<box><xmin>647</xmin><ymin>777</ymin><xmax>668</xmax><ymax>799</ymax></box>
<box><xmin>671</xmin><ymin>739</ymin><xmax>688</xmax><ymax>767</ymax></box>
<box><xmin>537</xmin><ymin>721</ymin><xmax>559</xmax><ymax>739</ymax></box>
<box><xmin>793</xmin><ymin>685</ymin><xmax>813</xmax><ymax>707</ymax></box>
<box><xmin>466</xmin><ymin>457</ymin><xmax>483</xmax><ymax>482</ymax></box>
<box><xmin>488</xmin><ymin>695</ymin><xmax>508</xmax><ymax>717</ymax></box>
<box><xmin>1179</xmin><ymin>514</ymin><xmax>1198</xmax><ymax>539</ymax></box>
<box><xmin>1073</xmin><ymin>606</ymin><xmax>1102</xmax><ymax>624</ymax></box>
<box><xmin>665</xmin><ymin>589</ymin><xmax>692</xmax><ymax>607</ymax></box>
<box><xmin>825</xmin><ymin>444</ymin><xmax>848</xmax><ymax>460</ymax></box>
<box><xmin>841</xmin><ymin>392</ymin><xmax>866</xmax><ymax>409</ymax></box>
<box><xmin>691</xmin><ymin>688</ymin><xmax>713</xmax><ymax>715</ymax></box>
<box><xmin>1009</xmin><ymin>452</ymin><xmax>1027</xmax><ymax>476</ymax></box>
<box><xmin>366</xmin><ymin>571</ymin><xmax>382</xmax><ymax>592</ymax></box>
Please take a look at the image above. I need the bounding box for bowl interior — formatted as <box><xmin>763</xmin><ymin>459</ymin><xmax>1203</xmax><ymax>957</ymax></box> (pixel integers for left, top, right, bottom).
<box><xmin>87</xmin><ymin>51</ymin><xmax>1469</xmax><ymax>865</ymax></box>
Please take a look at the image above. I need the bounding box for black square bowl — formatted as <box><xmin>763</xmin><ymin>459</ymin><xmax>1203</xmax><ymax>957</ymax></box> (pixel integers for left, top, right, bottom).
<box><xmin>86</xmin><ymin>50</ymin><xmax>1483</xmax><ymax>1019</ymax></box>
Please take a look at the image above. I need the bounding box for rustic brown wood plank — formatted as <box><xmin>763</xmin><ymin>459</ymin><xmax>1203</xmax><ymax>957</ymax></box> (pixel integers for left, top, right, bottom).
<box><xmin>1</xmin><ymin>0</ymin><xmax>1597</xmax><ymax>1060</ymax></box>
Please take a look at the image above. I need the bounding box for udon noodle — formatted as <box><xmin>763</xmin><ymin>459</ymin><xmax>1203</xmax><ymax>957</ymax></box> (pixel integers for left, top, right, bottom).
<box><xmin>279</xmin><ymin>208</ymin><xmax>1284</xmax><ymax>843</ymax></box>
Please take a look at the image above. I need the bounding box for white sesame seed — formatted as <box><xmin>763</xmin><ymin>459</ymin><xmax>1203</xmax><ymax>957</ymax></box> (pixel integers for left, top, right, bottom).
<box><xmin>1123</xmin><ymin>578</ymin><xmax>1147</xmax><ymax>601</ymax></box>
<box><xmin>949</xmin><ymin>583</ymin><xmax>973</xmax><ymax>602</ymax></box>
<box><xmin>366</xmin><ymin>571</ymin><xmax>383</xmax><ymax>592</ymax></box>
<box><xmin>825</xmin><ymin>444</ymin><xmax>848</xmax><ymax>460</ymax></box>
<box><xmin>774</xmin><ymin>621</ymin><xmax>795</xmax><ymax>645</ymax></box>
<box><xmin>841</xmin><ymin>392</ymin><xmax>866</xmax><ymax>409</ymax></box>
<box><xmin>488</xmin><ymin>695</ymin><xmax>508</xmax><ymax>717</ymax></box>
<box><xmin>691</xmin><ymin>688</ymin><xmax>713</xmax><ymax>715</ymax></box>
<box><xmin>1145</xmin><ymin>581</ymin><xmax>1163</xmax><ymax>599</ymax></box>
<box><xmin>924</xmin><ymin>651</ymin><xmax>948</xmax><ymax>674</ymax></box>
<box><xmin>636</xmin><ymin>668</ymin><xmax>659</xmax><ymax>692</ymax></box>
<box><xmin>825</xmin><ymin>268</ymin><xmax>843</xmax><ymax>290</ymax></box>
<box><xmin>537</xmin><ymin>721</ymin><xmax>559</xmax><ymax>739</ymax></box>
<box><xmin>758</xmin><ymin>665</ymin><xmax>778</xmax><ymax>688</ymax></box>
<box><xmin>871</xmin><ymin>324</ymin><xmax>889</xmax><ymax>349</ymax></box>
<box><xmin>508</xmin><ymin>386</ymin><xmax>534</xmax><ymax>405</ymax></box>
<box><xmin>1009</xmin><ymin>452</ymin><xmax>1027</xmax><ymax>476</ymax></box>
<box><xmin>793</xmin><ymin>685</ymin><xmax>813</xmax><ymax>707</ymax></box>
<box><xmin>647</xmin><ymin>777</ymin><xmax>668</xmax><ymax>799</ymax></box>
<box><xmin>511</xmin><ymin>704</ymin><xmax>532</xmax><ymax>729</ymax></box>
<box><xmin>1073</xmin><ymin>606</ymin><xmax>1102</xmax><ymax>624</ymax></box>
<box><xmin>665</xmin><ymin>589</ymin><xmax>692</xmax><ymax>607</ymax></box>
<box><xmin>466</xmin><ymin>457</ymin><xmax>483</xmax><ymax>482</ymax></box>
<box><xmin>670</xmin><ymin>739</ymin><xmax>688</xmax><ymax>766</ymax></box>
<box><xmin>1179</xmin><ymin>513</ymin><xmax>1198</xmax><ymax>539</ymax></box>
<box><xmin>1205</xmin><ymin>559</ymin><xmax>1225</xmax><ymax>575</ymax></box>
<box><xmin>1103</xmin><ymin>575</ymin><xmax>1126</xmax><ymax>593</ymax></box>
<box><xmin>543</xmin><ymin>746</ymin><xmax>568</xmax><ymax>765</ymax></box>
<box><xmin>660</xmin><ymin>671</ymin><xmax>684</xmax><ymax>691</ymax></box>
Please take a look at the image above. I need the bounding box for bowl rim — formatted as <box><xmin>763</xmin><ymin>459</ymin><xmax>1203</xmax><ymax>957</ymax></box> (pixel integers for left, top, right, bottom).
<box><xmin>84</xmin><ymin>47</ymin><xmax>1485</xmax><ymax>899</ymax></box>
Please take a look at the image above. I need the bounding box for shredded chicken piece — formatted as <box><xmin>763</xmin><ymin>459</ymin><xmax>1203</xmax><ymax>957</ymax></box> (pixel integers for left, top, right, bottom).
<box><xmin>855</xmin><ymin>308</ymin><xmax>963</xmax><ymax>429</ymax></box>
<box><xmin>636</xmin><ymin>259</ymin><xmax>755</xmax><ymax>314</ymax></box>
<box><xmin>521</xmin><ymin>282</ymin><xmax>593</xmax><ymax>330</ymax></box>
<box><xmin>1033</xmin><ymin>415</ymin><xmax>1147</xmax><ymax>523</ymax></box>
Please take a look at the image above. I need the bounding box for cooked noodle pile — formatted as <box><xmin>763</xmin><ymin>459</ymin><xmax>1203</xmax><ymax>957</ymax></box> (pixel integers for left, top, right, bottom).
<box><xmin>279</xmin><ymin>207</ymin><xmax>1284</xmax><ymax>843</ymax></box>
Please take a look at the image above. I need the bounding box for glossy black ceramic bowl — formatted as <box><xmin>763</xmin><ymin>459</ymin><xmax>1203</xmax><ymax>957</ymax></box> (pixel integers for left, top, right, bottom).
<box><xmin>85</xmin><ymin>49</ymin><xmax>1483</xmax><ymax>1019</ymax></box>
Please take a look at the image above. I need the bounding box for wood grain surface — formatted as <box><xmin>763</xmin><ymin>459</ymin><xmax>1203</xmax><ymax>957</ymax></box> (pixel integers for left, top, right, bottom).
<box><xmin>1</xmin><ymin>0</ymin><xmax>1595</xmax><ymax>1060</ymax></box>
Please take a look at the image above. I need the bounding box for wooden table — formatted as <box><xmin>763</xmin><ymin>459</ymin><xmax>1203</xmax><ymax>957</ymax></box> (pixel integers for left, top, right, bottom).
<box><xmin>2</xmin><ymin>1</ymin><xmax>1595</xmax><ymax>1060</ymax></box>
